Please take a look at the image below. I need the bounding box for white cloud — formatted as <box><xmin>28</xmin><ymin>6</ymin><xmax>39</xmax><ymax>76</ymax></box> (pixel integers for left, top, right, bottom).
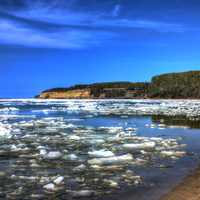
<box><xmin>0</xmin><ymin>1</ymin><xmax>185</xmax><ymax>48</ymax></box>
<box><xmin>0</xmin><ymin>19</ymin><xmax>114</xmax><ymax>48</ymax></box>
<box><xmin>6</xmin><ymin>2</ymin><xmax>184</xmax><ymax>32</ymax></box>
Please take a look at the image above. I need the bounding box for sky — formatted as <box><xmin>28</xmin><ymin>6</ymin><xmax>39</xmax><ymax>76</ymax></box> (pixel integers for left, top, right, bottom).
<box><xmin>0</xmin><ymin>0</ymin><xmax>200</xmax><ymax>98</ymax></box>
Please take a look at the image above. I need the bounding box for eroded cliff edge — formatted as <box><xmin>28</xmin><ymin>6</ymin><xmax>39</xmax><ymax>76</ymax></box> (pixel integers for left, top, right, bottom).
<box><xmin>37</xmin><ymin>82</ymin><xmax>149</xmax><ymax>99</ymax></box>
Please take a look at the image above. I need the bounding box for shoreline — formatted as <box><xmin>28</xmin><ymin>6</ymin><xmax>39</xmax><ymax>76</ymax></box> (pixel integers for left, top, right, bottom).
<box><xmin>160</xmin><ymin>165</ymin><xmax>200</xmax><ymax>200</ymax></box>
<box><xmin>3</xmin><ymin>98</ymin><xmax>200</xmax><ymax>100</ymax></box>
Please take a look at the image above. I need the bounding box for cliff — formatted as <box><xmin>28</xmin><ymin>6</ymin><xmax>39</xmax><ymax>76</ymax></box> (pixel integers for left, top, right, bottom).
<box><xmin>38</xmin><ymin>89</ymin><xmax>91</xmax><ymax>99</ymax></box>
<box><xmin>148</xmin><ymin>71</ymin><xmax>200</xmax><ymax>98</ymax></box>
<box><xmin>38</xmin><ymin>82</ymin><xmax>149</xmax><ymax>99</ymax></box>
<box><xmin>37</xmin><ymin>71</ymin><xmax>200</xmax><ymax>99</ymax></box>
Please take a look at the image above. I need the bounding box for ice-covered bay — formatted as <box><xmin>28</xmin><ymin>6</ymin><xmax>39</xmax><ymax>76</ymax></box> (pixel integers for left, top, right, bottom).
<box><xmin>1</xmin><ymin>99</ymin><xmax>200</xmax><ymax>118</ymax></box>
<box><xmin>0</xmin><ymin>99</ymin><xmax>200</xmax><ymax>199</ymax></box>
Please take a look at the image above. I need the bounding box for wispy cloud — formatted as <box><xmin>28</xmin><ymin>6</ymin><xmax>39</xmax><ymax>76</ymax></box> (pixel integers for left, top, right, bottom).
<box><xmin>11</xmin><ymin>5</ymin><xmax>184</xmax><ymax>32</ymax></box>
<box><xmin>0</xmin><ymin>1</ymin><xmax>186</xmax><ymax>49</ymax></box>
<box><xmin>0</xmin><ymin>18</ymin><xmax>114</xmax><ymax>48</ymax></box>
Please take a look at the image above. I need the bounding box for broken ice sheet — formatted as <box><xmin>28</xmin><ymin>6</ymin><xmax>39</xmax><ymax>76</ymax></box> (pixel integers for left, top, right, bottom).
<box><xmin>0</xmin><ymin>99</ymin><xmax>191</xmax><ymax>199</ymax></box>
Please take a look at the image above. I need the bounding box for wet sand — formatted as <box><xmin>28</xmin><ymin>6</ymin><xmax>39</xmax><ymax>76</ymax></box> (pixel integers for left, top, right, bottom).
<box><xmin>160</xmin><ymin>166</ymin><xmax>200</xmax><ymax>200</ymax></box>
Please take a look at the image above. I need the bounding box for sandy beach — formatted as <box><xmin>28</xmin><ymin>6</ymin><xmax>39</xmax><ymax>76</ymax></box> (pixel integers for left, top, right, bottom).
<box><xmin>160</xmin><ymin>166</ymin><xmax>200</xmax><ymax>200</ymax></box>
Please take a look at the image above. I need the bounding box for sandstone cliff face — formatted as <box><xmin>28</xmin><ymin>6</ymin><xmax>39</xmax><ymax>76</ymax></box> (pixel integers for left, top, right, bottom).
<box><xmin>37</xmin><ymin>82</ymin><xmax>149</xmax><ymax>99</ymax></box>
<box><xmin>38</xmin><ymin>88</ymin><xmax>146</xmax><ymax>99</ymax></box>
<box><xmin>38</xmin><ymin>89</ymin><xmax>91</xmax><ymax>99</ymax></box>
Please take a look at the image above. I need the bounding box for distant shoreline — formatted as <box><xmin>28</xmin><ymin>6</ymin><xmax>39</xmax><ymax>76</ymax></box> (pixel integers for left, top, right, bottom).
<box><xmin>2</xmin><ymin>98</ymin><xmax>200</xmax><ymax>101</ymax></box>
<box><xmin>37</xmin><ymin>71</ymin><xmax>200</xmax><ymax>99</ymax></box>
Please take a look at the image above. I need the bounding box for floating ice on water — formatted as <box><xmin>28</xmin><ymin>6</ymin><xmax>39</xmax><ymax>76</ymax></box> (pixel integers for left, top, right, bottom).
<box><xmin>53</xmin><ymin>176</ymin><xmax>64</xmax><ymax>185</ymax></box>
<box><xmin>65</xmin><ymin>123</ymin><xmax>76</xmax><ymax>128</ymax></box>
<box><xmin>0</xmin><ymin>123</ymin><xmax>12</xmax><ymax>140</ymax></box>
<box><xmin>122</xmin><ymin>142</ymin><xmax>156</xmax><ymax>150</ymax></box>
<box><xmin>98</xmin><ymin>126</ymin><xmax>123</xmax><ymax>134</ymax></box>
<box><xmin>68</xmin><ymin>135</ymin><xmax>81</xmax><ymax>141</ymax></box>
<box><xmin>158</xmin><ymin>124</ymin><xmax>166</xmax><ymax>127</ymax></box>
<box><xmin>103</xmin><ymin>179</ymin><xmax>119</xmax><ymax>188</ymax></box>
<box><xmin>160</xmin><ymin>150</ymin><xmax>186</xmax><ymax>157</ymax></box>
<box><xmin>63</xmin><ymin>153</ymin><xmax>78</xmax><ymax>161</ymax></box>
<box><xmin>88</xmin><ymin>149</ymin><xmax>115</xmax><ymax>158</ymax></box>
<box><xmin>23</xmin><ymin>99</ymin><xmax>200</xmax><ymax>119</ymax></box>
<box><xmin>89</xmin><ymin>139</ymin><xmax>105</xmax><ymax>144</ymax></box>
<box><xmin>90</xmin><ymin>164</ymin><xmax>123</xmax><ymax>171</ymax></box>
<box><xmin>69</xmin><ymin>190</ymin><xmax>95</xmax><ymax>197</ymax></box>
<box><xmin>0</xmin><ymin>107</ymin><xmax>19</xmax><ymax>113</ymax></box>
<box><xmin>88</xmin><ymin>154</ymin><xmax>133</xmax><ymax>165</ymax></box>
<box><xmin>0</xmin><ymin>99</ymin><xmax>190</xmax><ymax>199</ymax></box>
<box><xmin>39</xmin><ymin>149</ymin><xmax>47</xmax><ymax>156</ymax></box>
<box><xmin>42</xmin><ymin>151</ymin><xmax>62</xmax><ymax>160</ymax></box>
<box><xmin>73</xmin><ymin>164</ymin><xmax>86</xmax><ymax>172</ymax></box>
<box><xmin>43</xmin><ymin>183</ymin><xmax>56</xmax><ymax>191</ymax></box>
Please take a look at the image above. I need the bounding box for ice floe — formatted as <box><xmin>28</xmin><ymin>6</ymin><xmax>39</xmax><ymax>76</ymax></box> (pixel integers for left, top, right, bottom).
<box><xmin>42</xmin><ymin>151</ymin><xmax>62</xmax><ymax>160</ymax></box>
<box><xmin>43</xmin><ymin>183</ymin><xmax>56</xmax><ymax>191</ymax></box>
<box><xmin>0</xmin><ymin>123</ymin><xmax>12</xmax><ymax>140</ymax></box>
<box><xmin>122</xmin><ymin>142</ymin><xmax>156</xmax><ymax>150</ymax></box>
<box><xmin>88</xmin><ymin>149</ymin><xmax>115</xmax><ymax>158</ymax></box>
<box><xmin>88</xmin><ymin>154</ymin><xmax>134</xmax><ymax>165</ymax></box>
<box><xmin>53</xmin><ymin>176</ymin><xmax>64</xmax><ymax>185</ymax></box>
<box><xmin>0</xmin><ymin>99</ymin><xmax>191</xmax><ymax>199</ymax></box>
<box><xmin>69</xmin><ymin>190</ymin><xmax>95</xmax><ymax>197</ymax></box>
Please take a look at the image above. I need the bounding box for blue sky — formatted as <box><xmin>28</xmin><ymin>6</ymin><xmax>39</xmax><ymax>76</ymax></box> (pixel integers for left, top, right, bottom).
<box><xmin>0</xmin><ymin>0</ymin><xmax>200</xmax><ymax>98</ymax></box>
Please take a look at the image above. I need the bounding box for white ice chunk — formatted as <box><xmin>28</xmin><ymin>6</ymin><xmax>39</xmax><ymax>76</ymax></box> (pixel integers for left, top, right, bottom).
<box><xmin>63</xmin><ymin>153</ymin><xmax>78</xmax><ymax>161</ymax></box>
<box><xmin>88</xmin><ymin>154</ymin><xmax>133</xmax><ymax>165</ymax></box>
<box><xmin>68</xmin><ymin>135</ymin><xmax>81</xmax><ymax>141</ymax></box>
<box><xmin>122</xmin><ymin>142</ymin><xmax>156</xmax><ymax>150</ymax></box>
<box><xmin>0</xmin><ymin>124</ymin><xmax>12</xmax><ymax>140</ymax></box>
<box><xmin>39</xmin><ymin>149</ymin><xmax>47</xmax><ymax>156</ymax></box>
<box><xmin>43</xmin><ymin>183</ymin><xmax>56</xmax><ymax>191</ymax></box>
<box><xmin>70</xmin><ymin>190</ymin><xmax>95</xmax><ymax>197</ymax></box>
<box><xmin>53</xmin><ymin>176</ymin><xmax>64</xmax><ymax>185</ymax></box>
<box><xmin>73</xmin><ymin>164</ymin><xmax>86</xmax><ymax>172</ymax></box>
<box><xmin>88</xmin><ymin>149</ymin><xmax>115</xmax><ymax>158</ymax></box>
<box><xmin>160</xmin><ymin>150</ymin><xmax>186</xmax><ymax>157</ymax></box>
<box><xmin>43</xmin><ymin>151</ymin><xmax>62</xmax><ymax>159</ymax></box>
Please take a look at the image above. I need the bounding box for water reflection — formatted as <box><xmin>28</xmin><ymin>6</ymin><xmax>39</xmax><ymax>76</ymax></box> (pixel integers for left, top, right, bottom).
<box><xmin>152</xmin><ymin>115</ymin><xmax>200</xmax><ymax>129</ymax></box>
